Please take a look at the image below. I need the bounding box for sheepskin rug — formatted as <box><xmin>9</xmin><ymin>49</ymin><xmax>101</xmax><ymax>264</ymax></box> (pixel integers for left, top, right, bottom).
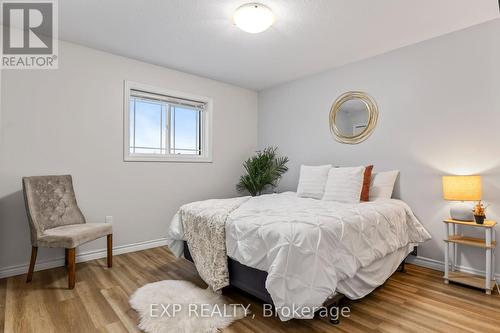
<box><xmin>130</xmin><ymin>280</ymin><xmax>247</xmax><ymax>333</ymax></box>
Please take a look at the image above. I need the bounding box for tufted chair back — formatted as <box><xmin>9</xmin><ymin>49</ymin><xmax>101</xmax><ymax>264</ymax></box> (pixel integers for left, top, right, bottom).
<box><xmin>22</xmin><ymin>175</ymin><xmax>86</xmax><ymax>246</ymax></box>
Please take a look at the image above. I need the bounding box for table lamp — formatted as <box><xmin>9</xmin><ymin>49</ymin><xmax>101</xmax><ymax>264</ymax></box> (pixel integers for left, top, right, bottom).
<box><xmin>442</xmin><ymin>175</ymin><xmax>482</xmax><ymax>221</ymax></box>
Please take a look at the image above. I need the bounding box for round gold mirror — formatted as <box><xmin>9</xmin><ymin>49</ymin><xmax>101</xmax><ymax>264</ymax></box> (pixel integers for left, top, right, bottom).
<box><xmin>329</xmin><ymin>91</ymin><xmax>378</xmax><ymax>144</ymax></box>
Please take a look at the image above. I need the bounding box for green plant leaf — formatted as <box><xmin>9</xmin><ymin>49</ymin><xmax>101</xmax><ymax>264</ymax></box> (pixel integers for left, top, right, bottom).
<box><xmin>236</xmin><ymin>146</ymin><xmax>289</xmax><ymax>196</ymax></box>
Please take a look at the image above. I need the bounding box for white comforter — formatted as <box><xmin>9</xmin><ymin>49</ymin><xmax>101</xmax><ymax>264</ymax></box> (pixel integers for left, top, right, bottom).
<box><xmin>166</xmin><ymin>192</ymin><xmax>431</xmax><ymax>321</ymax></box>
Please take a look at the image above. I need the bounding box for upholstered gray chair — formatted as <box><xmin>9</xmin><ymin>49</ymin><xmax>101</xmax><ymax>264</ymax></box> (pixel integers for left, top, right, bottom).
<box><xmin>22</xmin><ymin>175</ymin><xmax>113</xmax><ymax>289</ymax></box>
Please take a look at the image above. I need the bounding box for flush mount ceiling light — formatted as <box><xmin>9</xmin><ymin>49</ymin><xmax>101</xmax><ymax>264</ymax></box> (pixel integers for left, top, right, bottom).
<box><xmin>233</xmin><ymin>3</ymin><xmax>274</xmax><ymax>33</ymax></box>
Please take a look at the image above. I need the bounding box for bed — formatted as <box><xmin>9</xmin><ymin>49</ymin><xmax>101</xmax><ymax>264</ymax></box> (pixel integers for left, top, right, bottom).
<box><xmin>166</xmin><ymin>192</ymin><xmax>431</xmax><ymax>322</ymax></box>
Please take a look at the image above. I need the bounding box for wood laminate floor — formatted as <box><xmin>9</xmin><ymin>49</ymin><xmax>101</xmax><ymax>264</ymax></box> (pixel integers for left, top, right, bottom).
<box><xmin>0</xmin><ymin>247</ymin><xmax>499</xmax><ymax>333</ymax></box>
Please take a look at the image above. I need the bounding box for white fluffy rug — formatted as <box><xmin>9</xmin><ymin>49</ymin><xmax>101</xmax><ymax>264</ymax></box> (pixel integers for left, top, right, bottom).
<box><xmin>130</xmin><ymin>280</ymin><xmax>247</xmax><ymax>333</ymax></box>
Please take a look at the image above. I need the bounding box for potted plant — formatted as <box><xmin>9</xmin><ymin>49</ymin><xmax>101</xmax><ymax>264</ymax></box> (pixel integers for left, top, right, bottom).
<box><xmin>237</xmin><ymin>147</ymin><xmax>289</xmax><ymax>196</ymax></box>
<box><xmin>472</xmin><ymin>202</ymin><xmax>488</xmax><ymax>224</ymax></box>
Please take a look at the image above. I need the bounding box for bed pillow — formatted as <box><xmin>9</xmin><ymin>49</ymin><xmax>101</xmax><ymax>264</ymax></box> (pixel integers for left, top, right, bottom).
<box><xmin>360</xmin><ymin>165</ymin><xmax>374</xmax><ymax>202</ymax></box>
<box><xmin>296</xmin><ymin>165</ymin><xmax>332</xmax><ymax>199</ymax></box>
<box><xmin>322</xmin><ymin>166</ymin><xmax>365</xmax><ymax>203</ymax></box>
<box><xmin>369</xmin><ymin>170</ymin><xmax>400</xmax><ymax>200</ymax></box>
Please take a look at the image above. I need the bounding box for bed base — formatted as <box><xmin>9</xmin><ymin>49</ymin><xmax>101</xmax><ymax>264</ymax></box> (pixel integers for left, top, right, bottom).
<box><xmin>183</xmin><ymin>241</ymin><xmax>407</xmax><ymax>325</ymax></box>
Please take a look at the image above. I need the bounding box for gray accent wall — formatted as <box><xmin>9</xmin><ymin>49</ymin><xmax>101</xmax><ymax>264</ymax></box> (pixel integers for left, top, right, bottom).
<box><xmin>258</xmin><ymin>19</ymin><xmax>500</xmax><ymax>275</ymax></box>
<box><xmin>0</xmin><ymin>41</ymin><xmax>258</xmax><ymax>273</ymax></box>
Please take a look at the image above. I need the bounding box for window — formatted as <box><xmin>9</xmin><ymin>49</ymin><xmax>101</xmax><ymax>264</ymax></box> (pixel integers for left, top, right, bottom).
<box><xmin>124</xmin><ymin>82</ymin><xmax>212</xmax><ymax>162</ymax></box>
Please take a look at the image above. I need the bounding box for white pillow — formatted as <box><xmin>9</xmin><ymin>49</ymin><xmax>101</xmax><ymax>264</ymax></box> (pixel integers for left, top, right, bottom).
<box><xmin>297</xmin><ymin>165</ymin><xmax>332</xmax><ymax>199</ymax></box>
<box><xmin>322</xmin><ymin>166</ymin><xmax>365</xmax><ymax>203</ymax></box>
<box><xmin>369</xmin><ymin>170</ymin><xmax>400</xmax><ymax>200</ymax></box>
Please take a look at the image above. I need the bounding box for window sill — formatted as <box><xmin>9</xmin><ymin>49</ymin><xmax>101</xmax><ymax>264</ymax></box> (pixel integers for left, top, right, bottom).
<box><xmin>124</xmin><ymin>154</ymin><xmax>213</xmax><ymax>163</ymax></box>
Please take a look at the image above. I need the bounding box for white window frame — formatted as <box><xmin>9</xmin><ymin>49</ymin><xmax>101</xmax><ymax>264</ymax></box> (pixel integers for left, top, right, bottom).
<box><xmin>123</xmin><ymin>81</ymin><xmax>213</xmax><ymax>162</ymax></box>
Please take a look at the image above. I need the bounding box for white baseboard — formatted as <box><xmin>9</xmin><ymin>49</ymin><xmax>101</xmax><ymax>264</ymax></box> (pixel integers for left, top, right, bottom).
<box><xmin>2</xmin><ymin>241</ymin><xmax>497</xmax><ymax>282</ymax></box>
<box><xmin>407</xmin><ymin>255</ymin><xmax>500</xmax><ymax>280</ymax></box>
<box><xmin>0</xmin><ymin>237</ymin><xmax>168</xmax><ymax>279</ymax></box>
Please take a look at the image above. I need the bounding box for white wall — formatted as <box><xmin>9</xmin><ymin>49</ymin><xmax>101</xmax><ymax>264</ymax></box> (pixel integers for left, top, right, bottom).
<box><xmin>259</xmin><ymin>19</ymin><xmax>500</xmax><ymax>275</ymax></box>
<box><xmin>0</xmin><ymin>41</ymin><xmax>258</xmax><ymax>274</ymax></box>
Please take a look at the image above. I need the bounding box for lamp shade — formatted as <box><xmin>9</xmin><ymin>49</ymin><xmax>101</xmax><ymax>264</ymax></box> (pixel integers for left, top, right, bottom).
<box><xmin>442</xmin><ymin>175</ymin><xmax>482</xmax><ymax>201</ymax></box>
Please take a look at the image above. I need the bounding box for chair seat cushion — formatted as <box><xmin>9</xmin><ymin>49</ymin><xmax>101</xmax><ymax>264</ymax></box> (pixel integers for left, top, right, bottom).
<box><xmin>38</xmin><ymin>223</ymin><xmax>112</xmax><ymax>248</ymax></box>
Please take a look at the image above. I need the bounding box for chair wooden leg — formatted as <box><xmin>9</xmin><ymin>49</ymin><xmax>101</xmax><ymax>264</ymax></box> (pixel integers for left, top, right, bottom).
<box><xmin>26</xmin><ymin>246</ymin><xmax>38</xmax><ymax>283</ymax></box>
<box><xmin>65</xmin><ymin>248</ymin><xmax>69</xmax><ymax>267</ymax></box>
<box><xmin>107</xmin><ymin>234</ymin><xmax>113</xmax><ymax>268</ymax></box>
<box><xmin>67</xmin><ymin>248</ymin><xmax>76</xmax><ymax>289</ymax></box>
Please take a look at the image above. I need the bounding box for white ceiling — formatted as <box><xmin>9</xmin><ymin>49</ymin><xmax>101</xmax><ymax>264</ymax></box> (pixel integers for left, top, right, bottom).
<box><xmin>59</xmin><ymin>0</ymin><xmax>499</xmax><ymax>90</ymax></box>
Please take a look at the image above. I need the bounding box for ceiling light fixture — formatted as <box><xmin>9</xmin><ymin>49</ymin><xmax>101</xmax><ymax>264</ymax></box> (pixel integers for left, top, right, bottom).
<box><xmin>233</xmin><ymin>3</ymin><xmax>274</xmax><ymax>33</ymax></box>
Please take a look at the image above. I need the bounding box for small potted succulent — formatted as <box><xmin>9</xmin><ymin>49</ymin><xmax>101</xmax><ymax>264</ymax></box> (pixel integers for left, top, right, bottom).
<box><xmin>472</xmin><ymin>202</ymin><xmax>488</xmax><ymax>224</ymax></box>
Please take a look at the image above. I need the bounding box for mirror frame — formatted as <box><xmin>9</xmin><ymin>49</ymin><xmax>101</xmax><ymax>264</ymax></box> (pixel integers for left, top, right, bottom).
<box><xmin>329</xmin><ymin>91</ymin><xmax>379</xmax><ymax>144</ymax></box>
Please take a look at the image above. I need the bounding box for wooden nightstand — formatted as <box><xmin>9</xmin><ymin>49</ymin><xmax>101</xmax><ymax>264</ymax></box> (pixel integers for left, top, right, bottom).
<box><xmin>443</xmin><ymin>219</ymin><xmax>498</xmax><ymax>294</ymax></box>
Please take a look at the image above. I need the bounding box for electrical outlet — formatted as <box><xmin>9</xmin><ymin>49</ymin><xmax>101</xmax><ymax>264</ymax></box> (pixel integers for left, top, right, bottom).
<box><xmin>105</xmin><ymin>216</ymin><xmax>113</xmax><ymax>224</ymax></box>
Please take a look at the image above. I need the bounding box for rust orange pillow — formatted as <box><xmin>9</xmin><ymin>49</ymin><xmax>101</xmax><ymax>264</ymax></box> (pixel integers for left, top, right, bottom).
<box><xmin>360</xmin><ymin>165</ymin><xmax>373</xmax><ymax>201</ymax></box>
